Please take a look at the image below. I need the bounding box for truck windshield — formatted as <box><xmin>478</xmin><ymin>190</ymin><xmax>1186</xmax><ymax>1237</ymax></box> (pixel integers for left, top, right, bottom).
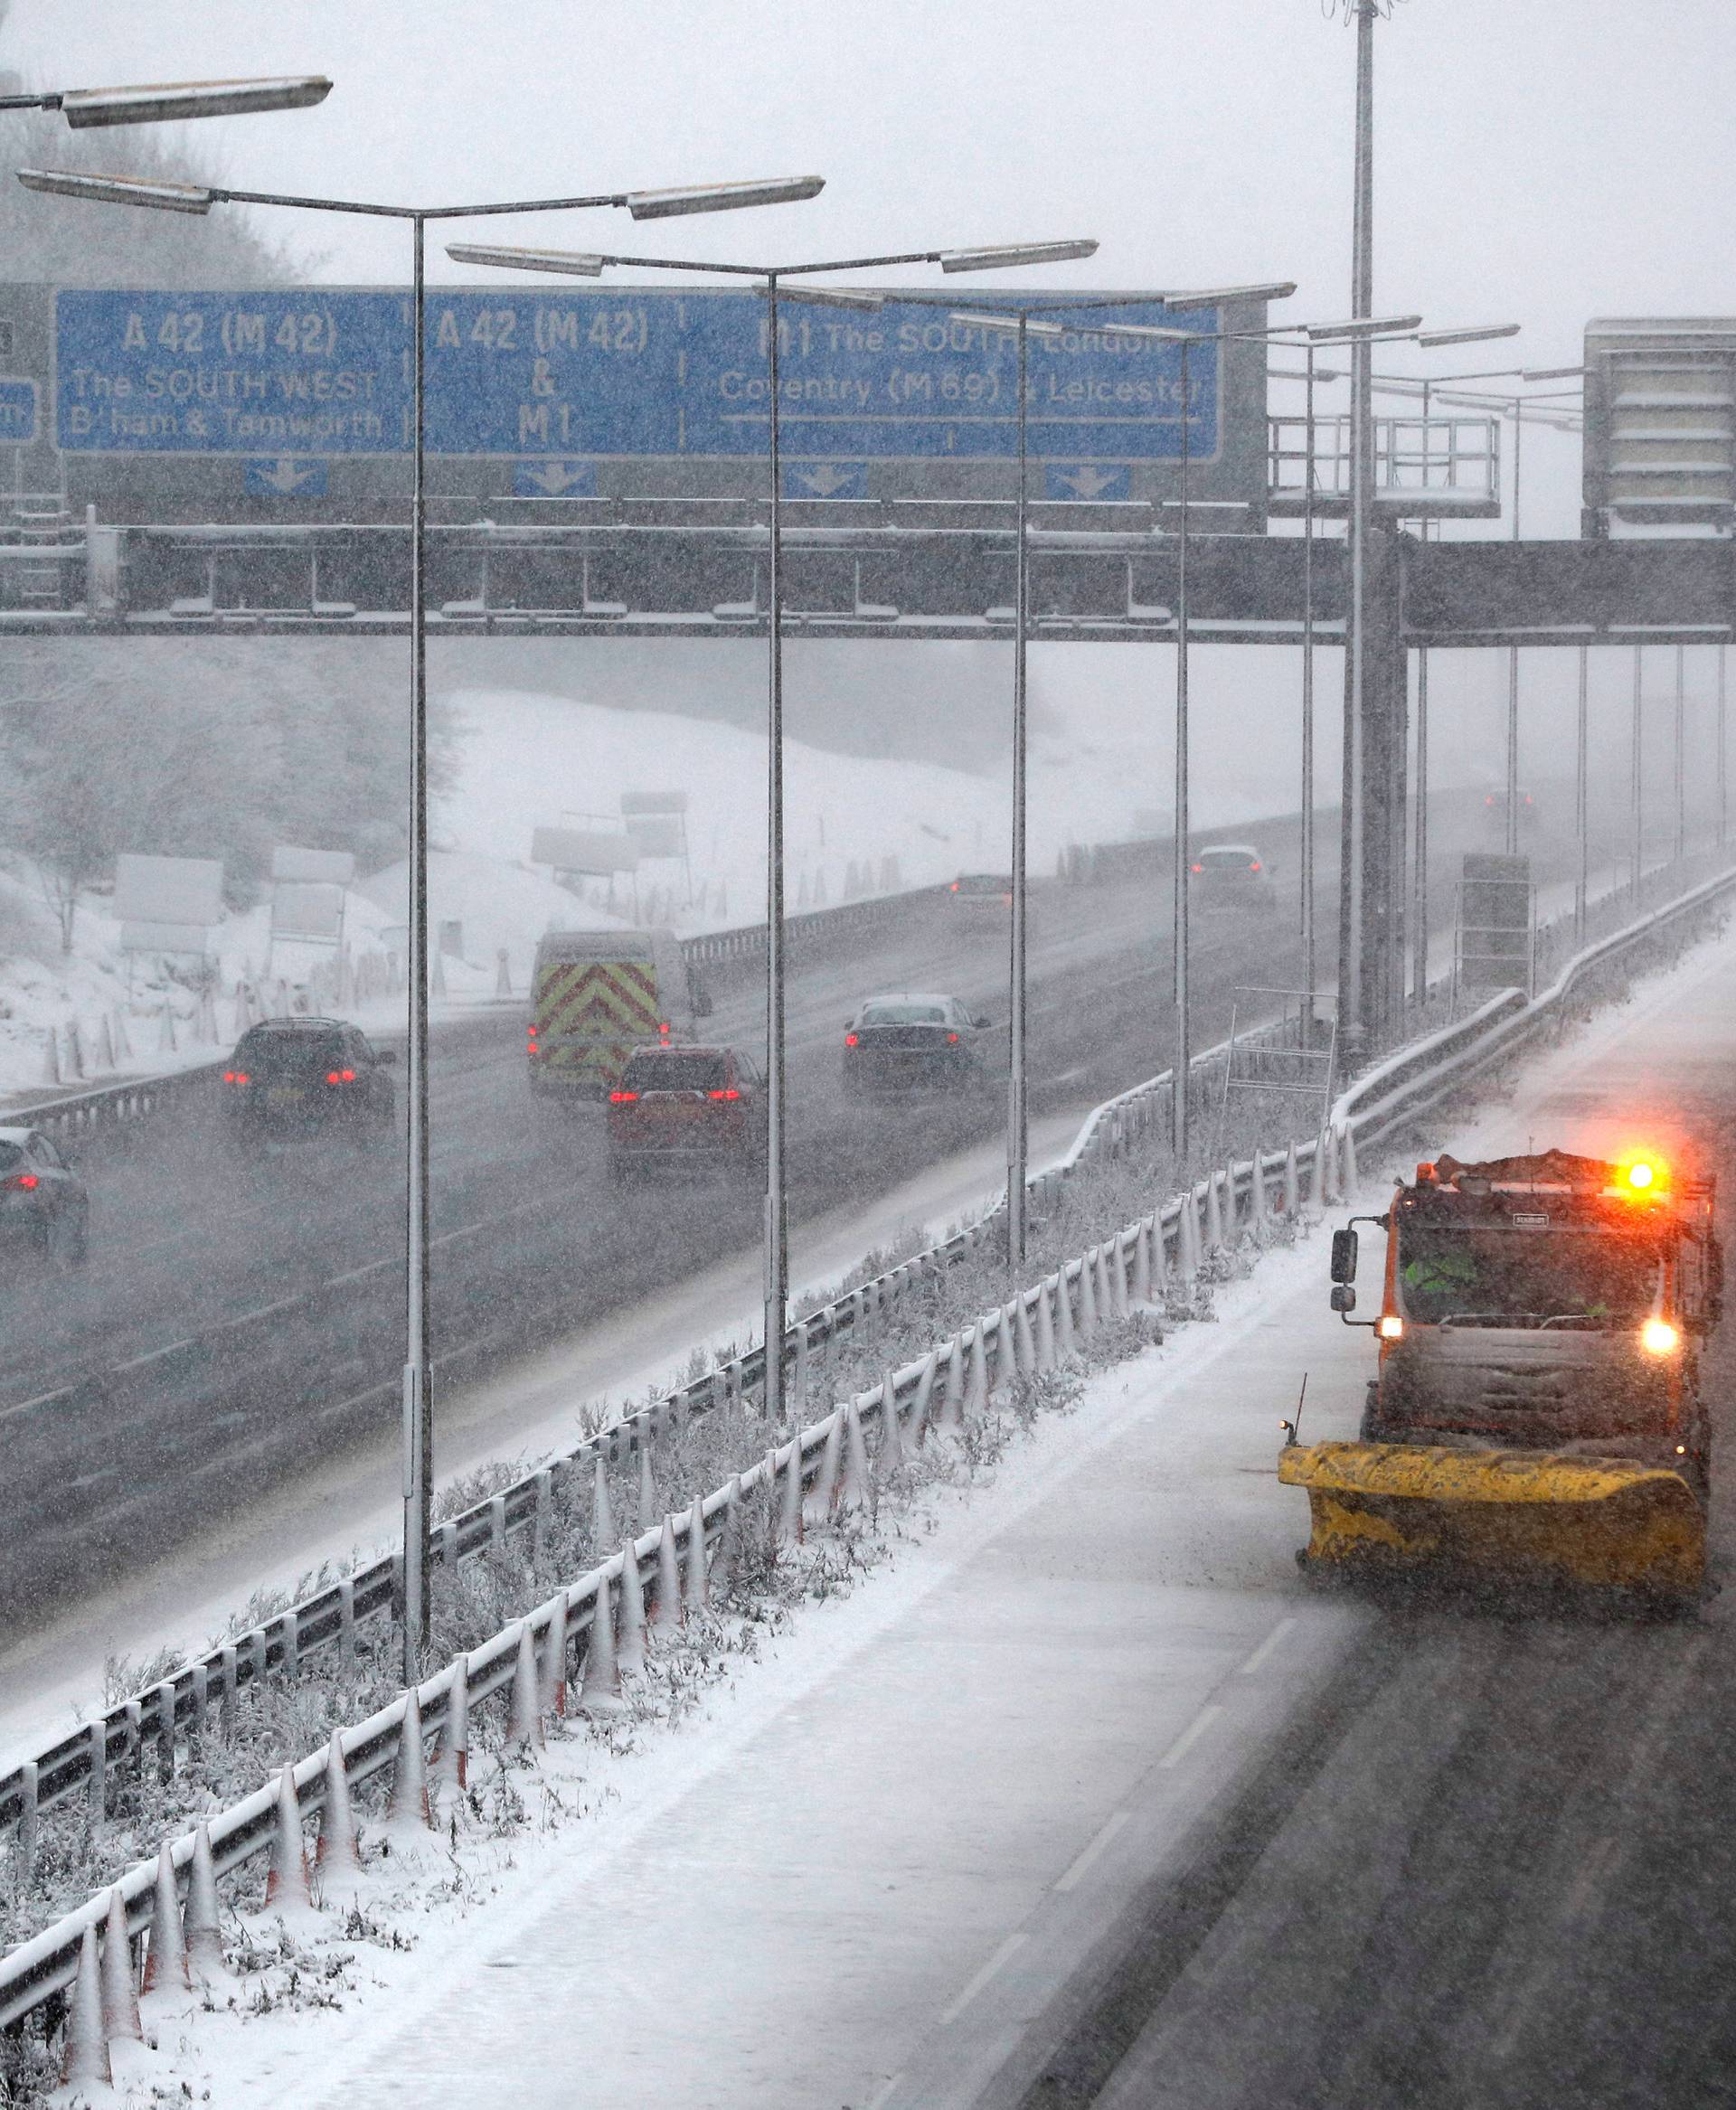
<box><xmin>1396</xmin><ymin>1227</ymin><xmax>1663</xmax><ymax>1327</ymax></box>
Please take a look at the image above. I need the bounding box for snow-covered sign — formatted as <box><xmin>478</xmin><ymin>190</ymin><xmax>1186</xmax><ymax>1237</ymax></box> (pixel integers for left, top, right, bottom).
<box><xmin>530</xmin><ymin>825</ymin><xmax>639</xmax><ymax>876</ymax></box>
<box><xmin>619</xmin><ymin>791</ymin><xmax>688</xmax><ymax>816</ymax></box>
<box><xmin>623</xmin><ymin>814</ymin><xmax>684</xmax><ymax>858</ymax></box>
<box><xmin>118</xmin><ymin>919</ymin><xmax>208</xmax><ymax>957</ymax></box>
<box><xmin>112</xmin><ymin>853</ymin><xmax>223</xmax><ymax>928</ymax></box>
<box><xmin>270</xmin><ymin>882</ymin><xmax>344</xmax><ymax>942</ymax></box>
<box><xmin>271</xmin><ymin>845</ymin><xmax>356</xmax><ymax>887</ymax></box>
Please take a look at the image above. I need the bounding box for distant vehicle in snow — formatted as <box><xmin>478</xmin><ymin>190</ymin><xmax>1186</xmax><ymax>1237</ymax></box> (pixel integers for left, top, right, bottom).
<box><xmin>221</xmin><ymin>1018</ymin><xmax>396</xmax><ymax>1154</ymax></box>
<box><xmin>0</xmin><ymin>1125</ymin><xmax>87</xmax><ymax>1266</ymax></box>
<box><xmin>606</xmin><ymin>1043</ymin><xmax>765</xmax><ymax>1182</ymax></box>
<box><xmin>948</xmin><ymin>872</ymin><xmax>1014</xmax><ymax>909</ymax></box>
<box><xmin>1191</xmin><ymin>843</ymin><xmax>1277</xmax><ymax>913</ymax></box>
<box><xmin>528</xmin><ymin>928</ymin><xmax>711</xmax><ymax>1106</ymax></box>
<box><xmin>843</xmin><ymin>992</ymin><xmax>998</xmax><ymax>1102</ymax></box>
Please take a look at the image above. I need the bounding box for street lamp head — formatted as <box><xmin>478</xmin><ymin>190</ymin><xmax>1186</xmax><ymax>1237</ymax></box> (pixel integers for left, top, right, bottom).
<box><xmin>57</xmin><ymin>75</ymin><xmax>332</xmax><ymax>127</ymax></box>
<box><xmin>948</xmin><ymin>310</ymin><xmax>1067</xmax><ymax>338</ymax></box>
<box><xmin>1305</xmin><ymin>313</ymin><xmax>1423</xmax><ymax>340</ymax></box>
<box><xmin>445</xmin><ymin>241</ymin><xmax>605</xmax><ymax>276</ymax></box>
<box><xmin>625</xmin><ymin>175</ymin><xmax>824</xmax><ymax>219</ymax></box>
<box><xmin>939</xmin><ymin>239</ymin><xmax>1099</xmax><ymax>273</ymax></box>
<box><xmin>1160</xmin><ymin>281</ymin><xmax>1297</xmax><ymax>312</ymax></box>
<box><xmin>1415</xmin><ymin>323</ymin><xmax>1521</xmax><ymax>348</ymax></box>
<box><xmin>768</xmin><ymin>285</ymin><xmax>885</xmax><ymax>312</ymax></box>
<box><xmin>17</xmin><ymin>166</ymin><xmax>212</xmax><ymax>212</ymax></box>
<box><xmin>1521</xmin><ymin>364</ymin><xmax>1587</xmax><ymax>382</ymax></box>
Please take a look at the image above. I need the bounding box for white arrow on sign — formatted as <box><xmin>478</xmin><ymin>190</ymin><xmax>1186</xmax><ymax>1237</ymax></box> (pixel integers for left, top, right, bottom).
<box><xmin>792</xmin><ymin>464</ymin><xmax>861</xmax><ymax>496</ymax></box>
<box><xmin>1052</xmin><ymin>465</ymin><xmax>1124</xmax><ymax>499</ymax></box>
<box><xmin>519</xmin><ymin>462</ymin><xmax>591</xmax><ymax>495</ymax></box>
<box><xmin>254</xmin><ymin>457</ymin><xmax>320</xmax><ymax>494</ymax></box>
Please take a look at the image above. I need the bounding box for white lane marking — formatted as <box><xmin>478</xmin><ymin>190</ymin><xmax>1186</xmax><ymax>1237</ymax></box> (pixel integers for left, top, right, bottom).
<box><xmin>1239</xmin><ymin>1616</ymin><xmax>1297</xmax><ymax>1676</ymax></box>
<box><xmin>1055</xmin><ymin>1809</ymin><xmax>1130</xmax><ymax>1893</ymax></box>
<box><xmin>325</xmin><ymin>1258</ymin><xmax>393</xmax><ymax>1289</ymax></box>
<box><xmin>866</xmin><ymin>2073</ymin><xmax>906</xmax><ymax>2110</ymax></box>
<box><xmin>0</xmin><ymin>1385</ymin><xmax>74</xmax><ymax>1424</ymax></box>
<box><xmin>212</xmin><ymin>1295</ymin><xmax>303</xmax><ymax>1332</ymax></box>
<box><xmin>939</xmin><ymin>1933</ymin><xmax>1026</xmax><ymax>2025</ymax></box>
<box><xmin>1158</xmin><ymin>1701</ymin><xmax>1224</xmax><ymax>1770</ymax></box>
<box><xmin>109</xmin><ymin>1338</ymin><xmax>193</xmax><ymax>1375</ymax></box>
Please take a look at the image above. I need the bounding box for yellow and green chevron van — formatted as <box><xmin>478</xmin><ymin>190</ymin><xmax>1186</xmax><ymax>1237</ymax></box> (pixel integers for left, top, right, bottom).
<box><xmin>527</xmin><ymin>928</ymin><xmax>704</xmax><ymax>1103</ymax></box>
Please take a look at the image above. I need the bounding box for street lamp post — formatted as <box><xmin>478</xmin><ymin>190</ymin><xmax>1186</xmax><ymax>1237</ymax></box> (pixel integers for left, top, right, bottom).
<box><xmin>24</xmin><ymin>163</ymin><xmax>827</xmax><ymax>1678</ymax></box>
<box><xmin>457</xmin><ymin>240</ymin><xmax>1098</xmax><ymax>1408</ymax></box>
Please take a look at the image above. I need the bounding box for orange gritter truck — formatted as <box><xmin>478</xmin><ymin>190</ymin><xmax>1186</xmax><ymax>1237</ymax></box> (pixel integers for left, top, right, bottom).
<box><xmin>1282</xmin><ymin>1147</ymin><xmax>1723</xmax><ymax>1600</ymax></box>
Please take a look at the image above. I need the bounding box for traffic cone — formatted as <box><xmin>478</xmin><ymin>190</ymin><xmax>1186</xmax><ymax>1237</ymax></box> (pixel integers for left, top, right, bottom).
<box><xmin>591</xmin><ymin>1455</ymin><xmax>616</xmax><ymax>1553</ymax></box>
<box><xmin>141</xmin><ymin>1842</ymin><xmax>189</xmax><ymax>1996</ymax></box>
<box><xmin>1056</xmin><ymin>1271</ymin><xmax>1078</xmax><ymax>1360</ymax></box>
<box><xmin>684</xmin><ymin>1499</ymin><xmax>710</xmax><ymax>1615</ymax></box>
<box><xmin>1204</xmin><ymin>1171</ymin><xmax>1226</xmax><ymax>1252</ymax></box>
<box><xmin>61</xmin><ymin>1919</ymin><xmax>110</xmax><ymax>2087</ymax></box>
<box><xmin>264</xmin><ymin>1766</ymin><xmax>312</xmax><ymax>1915</ymax></box>
<box><xmin>710</xmin><ymin>1476</ymin><xmax>743</xmax><ymax>1591</ymax></box>
<box><xmin>1079</xmin><ymin>1250</ymin><xmax>1099</xmax><ymax>1334</ymax></box>
<box><xmin>617</xmin><ymin>1539</ymin><xmax>648</xmax><ymax>1675</ymax></box>
<box><xmin>907</xmin><ymin>1351</ymin><xmax>939</xmax><ymax>1445</ymax></box>
<box><xmin>316</xmin><ymin>1734</ymin><xmax>363</xmax><ymax>1898</ymax></box>
<box><xmin>807</xmin><ymin>1409</ymin><xmax>842</xmax><ymax>1524</ymax></box>
<box><xmin>540</xmin><ymin>1594</ymin><xmax>570</xmax><ymax>1719</ymax></box>
<box><xmin>434</xmin><ymin>1655</ymin><xmax>470</xmax><ymax>1798</ymax></box>
<box><xmin>964</xmin><ymin>1325</ymin><xmax>989</xmax><ymax>1418</ymax></box>
<box><xmin>1034</xmin><ymin>1283</ymin><xmax>1057</xmax><ymax>1370</ymax></box>
<box><xmin>878</xmin><ymin>1375</ymin><xmax>906</xmax><ymax>1472</ymax></box>
<box><xmin>184</xmin><ymin>1823</ymin><xmax>223</xmax><ymax>1983</ymax></box>
<box><xmin>839</xmin><ymin>1399</ymin><xmax>872</xmax><ymax>1512</ymax></box>
<box><xmin>577</xmin><ymin>1580</ymin><xmax>623</xmax><ymax>1715</ymax></box>
<box><xmin>652</xmin><ymin>1514</ymin><xmax>683</xmax><ymax>1636</ymax></box>
<box><xmin>637</xmin><ymin>1442</ymin><xmax>657</xmax><ymax>1533</ymax></box>
<box><xmin>99</xmin><ymin>1888</ymin><xmax>141</xmax><ymax>2044</ymax></box>
<box><xmin>777</xmin><ymin>1436</ymin><xmax>804</xmax><ymax>1545</ymax></box>
<box><xmin>389</xmin><ymin>1688</ymin><xmax>434</xmax><ymax>1822</ymax></box>
<box><xmin>506</xmin><ymin>1624</ymin><xmax>542</xmax><ymax>1749</ymax></box>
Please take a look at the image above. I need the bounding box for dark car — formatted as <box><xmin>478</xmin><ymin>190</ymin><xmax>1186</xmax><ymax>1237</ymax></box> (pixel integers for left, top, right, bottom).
<box><xmin>843</xmin><ymin>993</ymin><xmax>996</xmax><ymax>1101</ymax></box>
<box><xmin>0</xmin><ymin>1126</ymin><xmax>87</xmax><ymax>1265</ymax></box>
<box><xmin>606</xmin><ymin>1044</ymin><xmax>766</xmax><ymax>1181</ymax></box>
<box><xmin>1191</xmin><ymin>843</ymin><xmax>1277</xmax><ymax>913</ymax></box>
<box><xmin>222</xmin><ymin>1017</ymin><xmax>396</xmax><ymax>1151</ymax></box>
<box><xmin>948</xmin><ymin>872</ymin><xmax>1014</xmax><ymax>909</ymax></box>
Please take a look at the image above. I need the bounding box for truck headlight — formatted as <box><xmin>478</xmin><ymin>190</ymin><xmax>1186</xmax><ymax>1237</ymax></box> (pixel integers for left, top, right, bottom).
<box><xmin>1640</xmin><ymin>1318</ymin><xmax>1680</xmax><ymax>1356</ymax></box>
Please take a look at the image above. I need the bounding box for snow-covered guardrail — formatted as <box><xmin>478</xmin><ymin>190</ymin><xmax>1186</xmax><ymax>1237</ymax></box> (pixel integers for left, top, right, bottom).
<box><xmin>0</xmin><ymin>1129</ymin><xmax>1312</xmax><ymax>2033</ymax></box>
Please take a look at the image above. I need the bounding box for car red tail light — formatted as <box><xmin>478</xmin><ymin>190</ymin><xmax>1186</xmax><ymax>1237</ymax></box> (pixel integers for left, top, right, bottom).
<box><xmin>708</xmin><ymin>1087</ymin><xmax>742</xmax><ymax>1100</ymax></box>
<box><xmin>609</xmin><ymin>1089</ymin><xmax>638</xmax><ymax>1104</ymax></box>
<box><xmin>949</xmin><ymin>881</ymin><xmax>959</xmax><ymax>892</ymax></box>
<box><xmin>1191</xmin><ymin>862</ymin><xmax>1203</xmax><ymax>874</ymax></box>
<box><xmin>7</xmin><ymin>1173</ymin><xmax>38</xmax><ymax>1191</ymax></box>
<box><xmin>947</xmin><ymin>1031</ymin><xmax>960</xmax><ymax>1044</ymax></box>
<box><xmin>844</xmin><ymin>1032</ymin><xmax>859</xmax><ymax>1048</ymax></box>
<box><xmin>325</xmin><ymin>1069</ymin><xmax>357</xmax><ymax>1085</ymax></box>
<box><xmin>223</xmin><ymin>1069</ymin><xmax>251</xmax><ymax>1085</ymax></box>
<box><xmin>223</xmin><ymin>1070</ymin><xmax>235</xmax><ymax>1082</ymax></box>
<box><xmin>1250</xmin><ymin>860</ymin><xmax>1261</xmax><ymax>872</ymax></box>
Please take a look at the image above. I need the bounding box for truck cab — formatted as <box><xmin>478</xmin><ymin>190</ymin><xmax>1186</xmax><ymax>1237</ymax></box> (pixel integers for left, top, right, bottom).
<box><xmin>1333</xmin><ymin>1149</ymin><xmax>1722</xmax><ymax>1491</ymax></box>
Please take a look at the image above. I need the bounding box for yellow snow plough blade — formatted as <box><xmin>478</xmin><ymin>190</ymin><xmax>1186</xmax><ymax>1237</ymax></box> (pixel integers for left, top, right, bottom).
<box><xmin>1278</xmin><ymin>1441</ymin><xmax>1705</xmax><ymax>1597</ymax></box>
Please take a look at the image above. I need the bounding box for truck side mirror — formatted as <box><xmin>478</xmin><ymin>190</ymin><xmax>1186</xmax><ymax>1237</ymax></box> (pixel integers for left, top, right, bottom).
<box><xmin>1329</xmin><ymin>1227</ymin><xmax>1359</xmax><ymax>1285</ymax></box>
<box><xmin>1330</xmin><ymin>1285</ymin><xmax>1356</xmax><ymax>1314</ymax></box>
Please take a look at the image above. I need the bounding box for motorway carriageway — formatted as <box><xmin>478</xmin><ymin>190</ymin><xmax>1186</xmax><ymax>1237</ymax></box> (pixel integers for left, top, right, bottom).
<box><xmin>175</xmin><ymin>876</ymin><xmax>1736</xmax><ymax>2110</ymax></box>
<box><xmin>0</xmin><ymin>796</ymin><xmax>1555</xmax><ymax>1697</ymax></box>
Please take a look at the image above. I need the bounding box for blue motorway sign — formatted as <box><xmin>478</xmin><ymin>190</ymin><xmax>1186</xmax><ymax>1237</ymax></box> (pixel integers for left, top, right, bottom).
<box><xmin>245</xmin><ymin>456</ymin><xmax>327</xmax><ymax>498</ymax></box>
<box><xmin>54</xmin><ymin>290</ymin><xmax>1224</xmax><ymax>466</ymax></box>
<box><xmin>0</xmin><ymin>378</ymin><xmax>36</xmax><ymax>445</ymax></box>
